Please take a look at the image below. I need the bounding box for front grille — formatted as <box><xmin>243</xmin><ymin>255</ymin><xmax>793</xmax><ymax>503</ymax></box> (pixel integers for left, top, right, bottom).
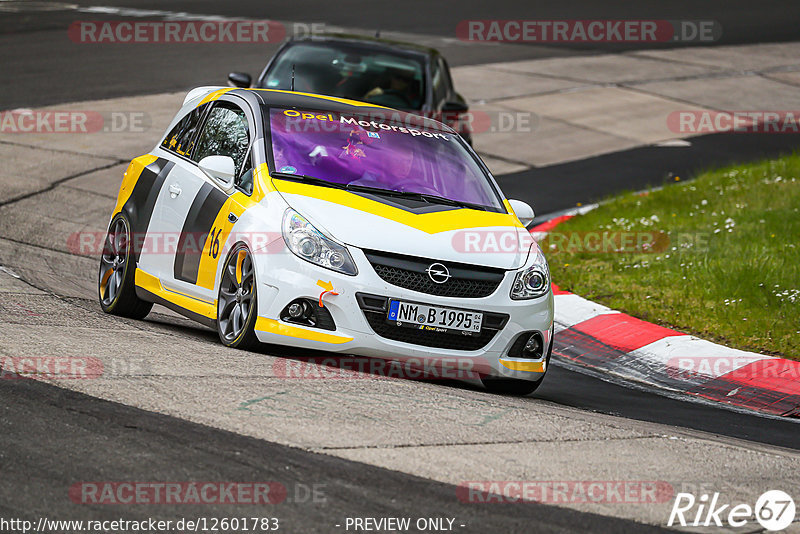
<box><xmin>365</xmin><ymin>249</ymin><xmax>505</xmax><ymax>298</ymax></box>
<box><xmin>356</xmin><ymin>293</ymin><xmax>508</xmax><ymax>351</ymax></box>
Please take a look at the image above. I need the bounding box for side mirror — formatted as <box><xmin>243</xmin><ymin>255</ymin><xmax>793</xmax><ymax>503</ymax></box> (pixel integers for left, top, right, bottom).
<box><xmin>198</xmin><ymin>155</ymin><xmax>236</xmax><ymax>192</ymax></box>
<box><xmin>442</xmin><ymin>100</ymin><xmax>469</xmax><ymax>113</ymax></box>
<box><xmin>228</xmin><ymin>72</ymin><xmax>252</xmax><ymax>88</ymax></box>
<box><xmin>509</xmin><ymin>199</ymin><xmax>535</xmax><ymax>227</ymax></box>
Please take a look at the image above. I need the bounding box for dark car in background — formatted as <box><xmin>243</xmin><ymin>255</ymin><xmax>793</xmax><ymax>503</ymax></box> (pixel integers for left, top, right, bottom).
<box><xmin>228</xmin><ymin>35</ymin><xmax>473</xmax><ymax>143</ymax></box>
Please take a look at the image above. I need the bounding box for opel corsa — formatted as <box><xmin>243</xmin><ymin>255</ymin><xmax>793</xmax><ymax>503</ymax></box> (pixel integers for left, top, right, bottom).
<box><xmin>98</xmin><ymin>87</ymin><xmax>554</xmax><ymax>394</ymax></box>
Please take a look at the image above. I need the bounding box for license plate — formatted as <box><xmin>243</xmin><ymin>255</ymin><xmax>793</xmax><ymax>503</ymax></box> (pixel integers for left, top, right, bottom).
<box><xmin>386</xmin><ymin>300</ymin><xmax>483</xmax><ymax>335</ymax></box>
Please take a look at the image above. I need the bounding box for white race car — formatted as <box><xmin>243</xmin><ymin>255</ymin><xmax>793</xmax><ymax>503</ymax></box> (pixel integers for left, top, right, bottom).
<box><xmin>99</xmin><ymin>87</ymin><xmax>554</xmax><ymax>394</ymax></box>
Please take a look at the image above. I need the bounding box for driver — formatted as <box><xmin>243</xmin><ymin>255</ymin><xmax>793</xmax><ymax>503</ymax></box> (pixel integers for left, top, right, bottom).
<box><xmin>364</xmin><ymin>68</ymin><xmax>417</xmax><ymax>108</ymax></box>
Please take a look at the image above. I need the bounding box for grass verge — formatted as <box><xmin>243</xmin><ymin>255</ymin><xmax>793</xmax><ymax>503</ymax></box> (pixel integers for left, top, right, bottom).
<box><xmin>544</xmin><ymin>154</ymin><xmax>800</xmax><ymax>359</ymax></box>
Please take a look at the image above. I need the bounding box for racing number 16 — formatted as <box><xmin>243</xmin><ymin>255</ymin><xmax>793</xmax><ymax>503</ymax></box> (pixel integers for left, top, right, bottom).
<box><xmin>208</xmin><ymin>227</ymin><xmax>221</xmax><ymax>259</ymax></box>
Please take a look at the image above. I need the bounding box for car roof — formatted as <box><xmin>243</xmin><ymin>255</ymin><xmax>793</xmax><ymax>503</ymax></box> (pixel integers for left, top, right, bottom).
<box><xmin>220</xmin><ymin>87</ymin><xmax>455</xmax><ymax>134</ymax></box>
<box><xmin>281</xmin><ymin>34</ymin><xmax>437</xmax><ymax>59</ymax></box>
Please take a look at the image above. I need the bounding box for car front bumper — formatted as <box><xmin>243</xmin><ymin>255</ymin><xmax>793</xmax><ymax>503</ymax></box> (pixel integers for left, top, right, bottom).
<box><xmin>252</xmin><ymin>247</ymin><xmax>554</xmax><ymax>381</ymax></box>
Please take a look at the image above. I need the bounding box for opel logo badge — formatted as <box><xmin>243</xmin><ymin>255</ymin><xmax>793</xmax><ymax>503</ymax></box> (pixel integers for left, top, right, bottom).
<box><xmin>425</xmin><ymin>262</ymin><xmax>451</xmax><ymax>284</ymax></box>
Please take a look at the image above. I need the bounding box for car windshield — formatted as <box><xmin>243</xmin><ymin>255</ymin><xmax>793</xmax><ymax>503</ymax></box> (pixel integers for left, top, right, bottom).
<box><xmin>266</xmin><ymin>107</ymin><xmax>504</xmax><ymax>212</ymax></box>
<box><xmin>260</xmin><ymin>43</ymin><xmax>425</xmax><ymax>110</ymax></box>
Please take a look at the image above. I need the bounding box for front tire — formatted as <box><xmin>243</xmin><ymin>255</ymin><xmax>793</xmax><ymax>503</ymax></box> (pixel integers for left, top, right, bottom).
<box><xmin>481</xmin><ymin>376</ymin><xmax>544</xmax><ymax>395</ymax></box>
<box><xmin>98</xmin><ymin>214</ymin><xmax>153</xmax><ymax>319</ymax></box>
<box><xmin>217</xmin><ymin>243</ymin><xmax>259</xmax><ymax>350</ymax></box>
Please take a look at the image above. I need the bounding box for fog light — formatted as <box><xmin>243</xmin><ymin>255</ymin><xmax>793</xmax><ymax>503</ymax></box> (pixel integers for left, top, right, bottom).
<box><xmin>280</xmin><ymin>298</ymin><xmax>337</xmax><ymax>331</ymax></box>
<box><xmin>287</xmin><ymin>302</ymin><xmax>305</xmax><ymax>318</ymax></box>
<box><xmin>523</xmin><ymin>334</ymin><xmax>542</xmax><ymax>357</ymax></box>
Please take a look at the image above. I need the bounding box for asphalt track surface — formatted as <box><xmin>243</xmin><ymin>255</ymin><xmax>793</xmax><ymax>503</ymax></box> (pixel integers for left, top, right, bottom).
<box><xmin>503</xmin><ymin>132</ymin><xmax>800</xmax><ymax>216</ymax></box>
<box><xmin>0</xmin><ymin>373</ymin><xmax>673</xmax><ymax>534</ymax></box>
<box><xmin>2</xmin><ymin>2</ymin><xmax>800</xmax><ymax>532</ymax></box>
<box><xmin>3</xmin><ymin>0</ymin><xmax>800</xmax><ymax>108</ymax></box>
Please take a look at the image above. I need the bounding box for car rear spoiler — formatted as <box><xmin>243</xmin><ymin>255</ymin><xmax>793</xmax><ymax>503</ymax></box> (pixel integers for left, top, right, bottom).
<box><xmin>183</xmin><ymin>86</ymin><xmax>226</xmax><ymax>107</ymax></box>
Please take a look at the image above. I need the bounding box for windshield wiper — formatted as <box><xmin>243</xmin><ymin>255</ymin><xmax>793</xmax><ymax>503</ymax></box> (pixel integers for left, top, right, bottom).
<box><xmin>270</xmin><ymin>171</ymin><xmax>346</xmax><ymax>190</ymax></box>
<box><xmin>345</xmin><ymin>184</ymin><xmax>489</xmax><ymax>211</ymax></box>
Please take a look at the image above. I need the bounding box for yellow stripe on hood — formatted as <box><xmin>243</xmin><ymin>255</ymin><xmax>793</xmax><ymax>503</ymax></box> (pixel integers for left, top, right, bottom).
<box><xmin>272</xmin><ymin>179</ymin><xmax>523</xmax><ymax>234</ymax></box>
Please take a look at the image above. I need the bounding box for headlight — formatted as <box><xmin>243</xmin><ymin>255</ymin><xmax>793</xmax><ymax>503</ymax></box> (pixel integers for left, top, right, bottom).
<box><xmin>510</xmin><ymin>247</ymin><xmax>550</xmax><ymax>300</ymax></box>
<box><xmin>281</xmin><ymin>209</ymin><xmax>358</xmax><ymax>276</ymax></box>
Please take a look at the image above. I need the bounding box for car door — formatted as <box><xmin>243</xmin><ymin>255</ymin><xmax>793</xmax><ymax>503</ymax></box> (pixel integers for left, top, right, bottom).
<box><xmin>136</xmin><ymin>102</ymin><xmax>209</xmax><ymax>284</ymax></box>
<box><xmin>155</xmin><ymin>97</ymin><xmax>254</xmax><ymax>307</ymax></box>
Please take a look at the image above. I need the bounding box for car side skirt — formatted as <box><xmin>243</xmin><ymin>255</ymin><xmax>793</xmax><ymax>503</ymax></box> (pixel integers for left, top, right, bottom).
<box><xmin>134</xmin><ymin>268</ymin><xmax>217</xmax><ymax>328</ymax></box>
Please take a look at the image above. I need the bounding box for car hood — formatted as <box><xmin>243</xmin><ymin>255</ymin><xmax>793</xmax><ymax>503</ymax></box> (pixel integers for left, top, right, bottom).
<box><xmin>273</xmin><ymin>180</ymin><xmax>530</xmax><ymax>270</ymax></box>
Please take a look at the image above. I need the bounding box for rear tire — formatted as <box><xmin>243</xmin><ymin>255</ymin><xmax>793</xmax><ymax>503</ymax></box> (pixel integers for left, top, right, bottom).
<box><xmin>217</xmin><ymin>243</ymin><xmax>260</xmax><ymax>350</ymax></box>
<box><xmin>482</xmin><ymin>324</ymin><xmax>554</xmax><ymax>395</ymax></box>
<box><xmin>98</xmin><ymin>214</ymin><xmax>153</xmax><ymax>319</ymax></box>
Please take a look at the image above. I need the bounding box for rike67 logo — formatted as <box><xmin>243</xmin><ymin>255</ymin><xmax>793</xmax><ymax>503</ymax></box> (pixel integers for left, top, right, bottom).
<box><xmin>668</xmin><ymin>490</ymin><xmax>796</xmax><ymax>531</ymax></box>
